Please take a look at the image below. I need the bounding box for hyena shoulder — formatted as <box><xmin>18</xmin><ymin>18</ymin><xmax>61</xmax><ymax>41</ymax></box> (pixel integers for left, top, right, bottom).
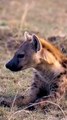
<box><xmin>33</xmin><ymin>36</ymin><xmax>67</xmax><ymax>97</ymax></box>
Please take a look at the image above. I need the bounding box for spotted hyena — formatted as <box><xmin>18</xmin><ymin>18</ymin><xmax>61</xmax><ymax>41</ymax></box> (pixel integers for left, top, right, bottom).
<box><xmin>0</xmin><ymin>32</ymin><xmax>67</xmax><ymax>108</ymax></box>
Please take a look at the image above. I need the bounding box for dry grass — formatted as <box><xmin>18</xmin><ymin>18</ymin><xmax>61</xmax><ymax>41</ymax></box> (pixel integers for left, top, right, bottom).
<box><xmin>0</xmin><ymin>0</ymin><xmax>67</xmax><ymax>120</ymax></box>
<box><xmin>8</xmin><ymin>100</ymin><xmax>66</xmax><ymax>120</ymax></box>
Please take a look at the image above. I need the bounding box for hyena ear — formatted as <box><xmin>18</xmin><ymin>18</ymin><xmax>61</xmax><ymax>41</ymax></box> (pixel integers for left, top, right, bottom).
<box><xmin>24</xmin><ymin>31</ymin><xmax>32</xmax><ymax>41</ymax></box>
<box><xmin>31</xmin><ymin>34</ymin><xmax>42</xmax><ymax>52</ymax></box>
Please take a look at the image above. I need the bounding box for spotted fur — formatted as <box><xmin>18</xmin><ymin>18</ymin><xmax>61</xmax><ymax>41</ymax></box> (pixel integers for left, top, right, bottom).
<box><xmin>0</xmin><ymin>32</ymin><xmax>67</xmax><ymax>108</ymax></box>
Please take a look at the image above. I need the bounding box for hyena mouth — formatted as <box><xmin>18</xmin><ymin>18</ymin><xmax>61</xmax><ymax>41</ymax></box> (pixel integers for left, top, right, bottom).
<box><xmin>9</xmin><ymin>66</ymin><xmax>22</xmax><ymax>72</ymax></box>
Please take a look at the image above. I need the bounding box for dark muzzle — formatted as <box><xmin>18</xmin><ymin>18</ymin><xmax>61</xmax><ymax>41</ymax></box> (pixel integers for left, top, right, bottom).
<box><xmin>6</xmin><ymin>57</ymin><xmax>22</xmax><ymax>72</ymax></box>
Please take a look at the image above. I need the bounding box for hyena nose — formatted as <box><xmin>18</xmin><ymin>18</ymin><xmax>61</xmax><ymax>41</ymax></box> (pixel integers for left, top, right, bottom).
<box><xmin>5</xmin><ymin>58</ymin><xmax>21</xmax><ymax>72</ymax></box>
<box><xmin>5</xmin><ymin>57</ymin><xmax>16</xmax><ymax>70</ymax></box>
<box><xmin>6</xmin><ymin>61</ymin><xmax>12</xmax><ymax>69</ymax></box>
<box><xmin>6</xmin><ymin>63</ymin><xmax>8</xmax><ymax>68</ymax></box>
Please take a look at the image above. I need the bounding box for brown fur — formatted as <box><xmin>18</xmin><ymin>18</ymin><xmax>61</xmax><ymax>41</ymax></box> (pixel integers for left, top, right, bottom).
<box><xmin>0</xmin><ymin>32</ymin><xmax>67</xmax><ymax>108</ymax></box>
<box><xmin>39</xmin><ymin>36</ymin><xmax>67</xmax><ymax>66</ymax></box>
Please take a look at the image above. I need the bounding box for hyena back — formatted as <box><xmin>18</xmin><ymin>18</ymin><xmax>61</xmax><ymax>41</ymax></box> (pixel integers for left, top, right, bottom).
<box><xmin>1</xmin><ymin>32</ymin><xmax>67</xmax><ymax>108</ymax></box>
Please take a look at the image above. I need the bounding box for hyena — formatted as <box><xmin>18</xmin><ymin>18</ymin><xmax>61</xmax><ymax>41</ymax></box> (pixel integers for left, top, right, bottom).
<box><xmin>0</xmin><ymin>32</ymin><xmax>67</xmax><ymax>108</ymax></box>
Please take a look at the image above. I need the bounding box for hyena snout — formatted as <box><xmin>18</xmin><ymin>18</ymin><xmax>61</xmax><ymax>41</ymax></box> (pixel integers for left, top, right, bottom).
<box><xmin>6</xmin><ymin>57</ymin><xmax>22</xmax><ymax>72</ymax></box>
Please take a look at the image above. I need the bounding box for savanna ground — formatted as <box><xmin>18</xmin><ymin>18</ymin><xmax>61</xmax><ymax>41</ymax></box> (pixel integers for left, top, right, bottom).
<box><xmin>0</xmin><ymin>0</ymin><xmax>67</xmax><ymax>120</ymax></box>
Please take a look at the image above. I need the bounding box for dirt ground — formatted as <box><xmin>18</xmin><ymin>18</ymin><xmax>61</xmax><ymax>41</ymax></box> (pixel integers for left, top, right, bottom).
<box><xmin>0</xmin><ymin>0</ymin><xmax>67</xmax><ymax>120</ymax></box>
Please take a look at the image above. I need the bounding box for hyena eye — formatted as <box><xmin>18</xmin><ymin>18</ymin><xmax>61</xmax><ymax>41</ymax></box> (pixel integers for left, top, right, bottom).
<box><xmin>17</xmin><ymin>53</ymin><xmax>25</xmax><ymax>58</ymax></box>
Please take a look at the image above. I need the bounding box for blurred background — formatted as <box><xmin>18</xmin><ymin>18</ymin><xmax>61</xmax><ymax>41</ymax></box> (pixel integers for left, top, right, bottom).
<box><xmin>0</xmin><ymin>0</ymin><xmax>67</xmax><ymax>36</ymax></box>
<box><xmin>0</xmin><ymin>0</ymin><xmax>67</xmax><ymax>120</ymax></box>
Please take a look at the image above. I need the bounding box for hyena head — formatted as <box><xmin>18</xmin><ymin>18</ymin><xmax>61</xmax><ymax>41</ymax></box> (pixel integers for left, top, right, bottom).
<box><xmin>6</xmin><ymin>32</ymin><xmax>42</xmax><ymax>72</ymax></box>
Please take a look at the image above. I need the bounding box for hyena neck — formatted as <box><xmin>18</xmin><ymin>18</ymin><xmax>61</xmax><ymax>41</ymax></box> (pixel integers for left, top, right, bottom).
<box><xmin>35</xmin><ymin>53</ymin><xmax>65</xmax><ymax>82</ymax></box>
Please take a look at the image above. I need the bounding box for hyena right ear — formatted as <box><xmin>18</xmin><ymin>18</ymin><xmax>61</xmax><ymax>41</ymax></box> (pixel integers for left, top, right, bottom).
<box><xmin>31</xmin><ymin>34</ymin><xmax>42</xmax><ymax>52</ymax></box>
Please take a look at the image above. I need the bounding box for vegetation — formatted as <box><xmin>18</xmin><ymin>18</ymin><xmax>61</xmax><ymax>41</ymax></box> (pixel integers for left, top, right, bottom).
<box><xmin>0</xmin><ymin>0</ymin><xmax>67</xmax><ymax>120</ymax></box>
